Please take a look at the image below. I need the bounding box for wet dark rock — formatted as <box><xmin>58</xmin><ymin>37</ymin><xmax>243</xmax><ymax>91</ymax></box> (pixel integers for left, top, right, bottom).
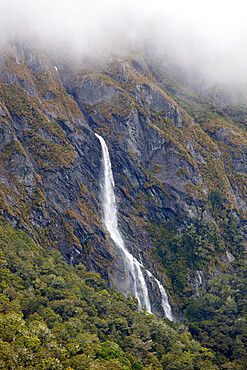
<box><xmin>0</xmin><ymin>69</ymin><xmax>40</xmax><ymax>100</ymax></box>
<box><xmin>44</xmin><ymin>91</ymin><xmax>56</xmax><ymax>101</ymax></box>
<box><xmin>0</xmin><ymin>106</ymin><xmax>6</xmax><ymax>117</ymax></box>
<box><xmin>131</xmin><ymin>59</ymin><xmax>149</xmax><ymax>77</ymax></box>
<box><xmin>220</xmin><ymin>250</ymin><xmax>236</xmax><ymax>266</ymax></box>
<box><xmin>230</xmin><ymin>149</ymin><xmax>247</xmax><ymax>175</ymax></box>
<box><xmin>187</xmin><ymin>270</ymin><xmax>207</xmax><ymax>295</ymax></box>
<box><xmin>71</xmin><ymin>77</ymin><xmax>119</xmax><ymax>105</ymax></box>
<box><xmin>0</xmin><ymin>43</ymin><xmax>246</xmax><ymax>317</ymax></box>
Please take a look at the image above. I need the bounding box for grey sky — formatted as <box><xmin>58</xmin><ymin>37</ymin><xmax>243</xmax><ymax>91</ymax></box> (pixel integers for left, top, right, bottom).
<box><xmin>1</xmin><ymin>0</ymin><xmax>247</xmax><ymax>84</ymax></box>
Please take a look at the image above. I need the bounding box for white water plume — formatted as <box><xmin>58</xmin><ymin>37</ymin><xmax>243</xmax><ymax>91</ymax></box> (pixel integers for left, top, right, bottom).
<box><xmin>146</xmin><ymin>270</ymin><xmax>173</xmax><ymax>321</ymax></box>
<box><xmin>95</xmin><ymin>133</ymin><xmax>173</xmax><ymax>320</ymax></box>
<box><xmin>95</xmin><ymin>133</ymin><xmax>151</xmax><ymax>312</ymax></box>
<box><xmin>155</xmin><ymin>277</ymin><xmax>173</xmax><ymax>320</ymax></box>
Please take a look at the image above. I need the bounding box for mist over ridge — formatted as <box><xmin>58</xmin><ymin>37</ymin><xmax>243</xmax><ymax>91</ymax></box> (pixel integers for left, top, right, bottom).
<box><xmin>1</xmin><ymin>0</ymin><xmax>247</xmax><ymax>89</ymax></box>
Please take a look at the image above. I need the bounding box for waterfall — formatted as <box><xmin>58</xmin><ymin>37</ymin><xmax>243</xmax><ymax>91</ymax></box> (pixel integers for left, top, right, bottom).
<box><xmin>146</xmin><ymin>270</ymin><xmax>173</xmax><ymax>321</ymax></box>
<box><xmin>95</xmin><ymin>133</ymin><xmax>173</xmax><ymax>319</ymax></box>
<box><xmin>156</xmin><ymin>279</ymin><xmax>173</xmax><ymax>320</ymax></box>
<box><xmin>95</xmin><ymin>133</ymin><xmax>151</xmax><ymax>312</ymax></box>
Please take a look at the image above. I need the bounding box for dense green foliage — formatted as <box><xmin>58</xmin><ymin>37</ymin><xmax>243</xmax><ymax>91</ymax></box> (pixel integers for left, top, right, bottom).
<box><xmin>0</xmin><ymin>47</ymin><xmax>246</xmax><ymax>370</ymax></box>
<box><xmin>186</xmin><ymin>263</ymin><xmax>247</xmax><ymax>369</ymax></box>
<box><xmin>147</xmin><ymin>209</ymin><xmax>246</xmax><ymax>369</ymax></box>
<box><xmin>0</xmin><ymin>223</ymin><xmax>217</xmax><ymax>369</ymax></box>
<box><xmin>148</xmin><ymin>218</ymin><xmax>226</xmax><ymax>295</ymax></box>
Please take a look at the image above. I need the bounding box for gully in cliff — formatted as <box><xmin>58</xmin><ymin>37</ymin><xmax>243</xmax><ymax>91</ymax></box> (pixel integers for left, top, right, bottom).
<box><xmin>95</xmin><ymin>133</ymin><xmax>173</xmax><ymax>320</ymax></box>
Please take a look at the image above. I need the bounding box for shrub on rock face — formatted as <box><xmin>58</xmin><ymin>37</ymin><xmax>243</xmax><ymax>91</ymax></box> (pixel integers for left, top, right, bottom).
<box><xmin>0</xmin><ymin>222</ymin><xmax>218</xmax><ymax>369</ymax></box>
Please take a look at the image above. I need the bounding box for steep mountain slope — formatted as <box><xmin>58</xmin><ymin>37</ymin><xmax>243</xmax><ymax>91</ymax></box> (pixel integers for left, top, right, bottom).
<box><xmin>59</xmin><ymin>53</ymin><xmax>246</xmax><ymax>293</ymax></box>
<box><xmin>0</xmin><ymin>40</ymin><xmax>246</xmax><ymax>320</ymax></box>
<box><xmin>0</xmin><ymin>39</ymin><xmax>247</xmax><ymax>368</ymax></box>
<box><xmin>0</xmin><ymin>222</ymin><xmax>218</xmax><ymax>369</ymax></box>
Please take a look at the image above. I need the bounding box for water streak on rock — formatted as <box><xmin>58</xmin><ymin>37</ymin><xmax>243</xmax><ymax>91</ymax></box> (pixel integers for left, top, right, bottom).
<box><xmin>146</xmin><ymin>269</ymin><xmax>173</xmax><ymax>320</ymax></box>
<box><xmin>95</xmin><ymin>133</ymin><xmax>151</xmax><ymax>312</ymax></box>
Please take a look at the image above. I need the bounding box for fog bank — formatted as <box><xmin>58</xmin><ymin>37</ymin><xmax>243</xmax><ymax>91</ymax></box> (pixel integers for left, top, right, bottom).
<box><xmin>1</xmin><ymin>0</ymin><xmax>247</xmax><ymax>85</ymax></box>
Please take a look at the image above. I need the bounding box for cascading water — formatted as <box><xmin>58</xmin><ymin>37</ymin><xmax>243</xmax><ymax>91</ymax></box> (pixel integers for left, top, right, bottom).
<box><xmin>146</xmin><ymin>270</ymin><xmax>173</xmax><ymax>321</ymax></box>
<box><xmin>95</xmin><ymin>133</ymin><xmax>151</xmax><ymax>312</ymax></box>
<box><xmin>95</xmin><ymin>133</ymin><xmax>173</xmax><ymax>320</ymax></box>
<box><xmin>156</xmin><ymin>279</ymin><xmax>173</xmax><ymax>320</ymax></box>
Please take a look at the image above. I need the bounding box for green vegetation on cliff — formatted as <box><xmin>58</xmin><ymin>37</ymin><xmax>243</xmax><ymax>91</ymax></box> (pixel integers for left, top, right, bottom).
<box><xmin>0</xmin><ymin>223</ymin><xmax>217</xmax><ymax>369</ymax></box>
<box><xmin>186</xmin><ymin>264</ymin><xmax>247</xmax><ymax>368</ymax></box>
<box><xmin>147</xmin><ymin>203</ymin><xmax>247</xmax><ymax>369</ymax></box>
<box><xmin>0</xmin><ymin>43</ymin><xmax>246</xmax><ymax>370</ymax></box>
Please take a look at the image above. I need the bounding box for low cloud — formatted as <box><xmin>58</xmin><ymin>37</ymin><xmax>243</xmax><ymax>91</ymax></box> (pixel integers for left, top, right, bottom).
<box><xmin>1</xmin><ymin>0</ymin><xmax>247</xmax><ymax>86</ymax></box>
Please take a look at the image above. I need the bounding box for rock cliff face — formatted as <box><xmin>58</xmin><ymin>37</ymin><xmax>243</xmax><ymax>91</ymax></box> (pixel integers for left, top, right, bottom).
<box><xmin>0</xmin><ymin>41</ymin><xmax>246</xmax><ymax>314</ymax></box>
